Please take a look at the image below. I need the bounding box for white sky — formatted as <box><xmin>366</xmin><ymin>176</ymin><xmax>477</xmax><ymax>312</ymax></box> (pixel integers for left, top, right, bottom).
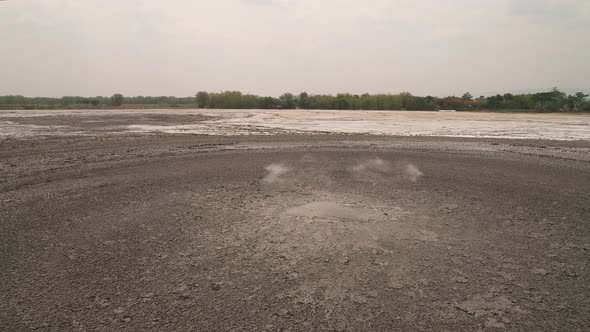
<box><xmin>1</xmin><ymin>0</ymin><xmax>589</xmax><ymax>97</ymax></box>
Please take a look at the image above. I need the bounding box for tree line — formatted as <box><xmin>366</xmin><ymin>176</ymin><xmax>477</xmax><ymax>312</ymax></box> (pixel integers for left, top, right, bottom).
<box><xmin>1</xmin><ymin>88</ymin><xmax>588</xmax><ymax>112</ymax></box>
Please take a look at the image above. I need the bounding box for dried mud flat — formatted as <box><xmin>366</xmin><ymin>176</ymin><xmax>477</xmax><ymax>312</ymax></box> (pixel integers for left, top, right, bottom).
<box><xmin>1</xmin><ymin>108</ymin><xmax>589</xmax><ymax>140</ymax></box>
<box><xmin>1</xmin><ymin>110</ymin><xmax>590</xmax><ymax>331</ymax></box>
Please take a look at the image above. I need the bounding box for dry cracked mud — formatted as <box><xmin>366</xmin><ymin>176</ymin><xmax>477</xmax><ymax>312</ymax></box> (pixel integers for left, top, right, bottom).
<box><xmin>0</xmin><ymin>114</ymin><xmax>589</xmax><ymax>331</ymax></box>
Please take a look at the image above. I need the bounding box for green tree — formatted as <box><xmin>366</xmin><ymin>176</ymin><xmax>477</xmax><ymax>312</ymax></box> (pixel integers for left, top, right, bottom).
<box><xmin>335</xmin><ymin>94</ymin><xmax>352</xmax><ymax>109</ymax></box>
<box><xmin>196</xmin><ymin>91</ymin><xmax>210</xmax><ymax>108</ymax></box>
<box><xmin>565</xmin><ymin>92</ymin><xmax>589</xmax><ymax>112</ymax></box>
<box><xmin>258</xmin><ymin>96</ymin><xmax>276</xmax><ymax>109</ymax></box>
<box><xmin>279</xmin><ymin>93</ymin><xmax>296</xmax><ymax>109</ymax></box>
<box><xmin>461</xmin><ymin>92</ymin><xmax>473</xmax><ymax>100</ymax></box>
<box><xmin>399</xmin><ymin>92</ymin><xmax>414</xmax><ymax>109</ymax></box>
<box><xmin>532</xmin><ymin>88</ymin><xmax>566</xmax><ymax>112</ymax></box>
<box><xmin>111</xmin><ymin>94</ymin><xmax>124</xmax><ymax>107</ymax></box>
<box><xmin>297</xmin><ymin>92</ymin><xmax>310</xmax><ymax>109</ymax></box>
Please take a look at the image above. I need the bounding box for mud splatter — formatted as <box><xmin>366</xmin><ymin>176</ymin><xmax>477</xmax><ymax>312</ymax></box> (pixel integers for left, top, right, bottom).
<box><xmin>405</xmin><ymin>164</ymin><xmax>424</xmax><ymax>182</ymax></box>
<box><xmin>262</xmin><ymin>163</ymin><xmax>289</xmax><ymax>184</ymax></box>
<box><xmin>352</xmin><ymin>158</ymin><xmax>391</xmax><ymax>173</ymax></box>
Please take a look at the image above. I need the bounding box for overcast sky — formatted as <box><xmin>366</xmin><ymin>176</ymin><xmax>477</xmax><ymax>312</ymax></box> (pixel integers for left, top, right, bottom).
<box><xmin>1</xmin><ymin>0</ymin><xmax>589</xmax><ymax>97</ymax></box>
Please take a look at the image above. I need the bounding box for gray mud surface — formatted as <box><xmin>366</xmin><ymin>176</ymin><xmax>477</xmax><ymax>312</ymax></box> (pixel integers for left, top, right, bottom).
<box><xmin>1</xmin><ymin>124</ymin><xmax>589</xmax><ymax>330</ymax></box>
